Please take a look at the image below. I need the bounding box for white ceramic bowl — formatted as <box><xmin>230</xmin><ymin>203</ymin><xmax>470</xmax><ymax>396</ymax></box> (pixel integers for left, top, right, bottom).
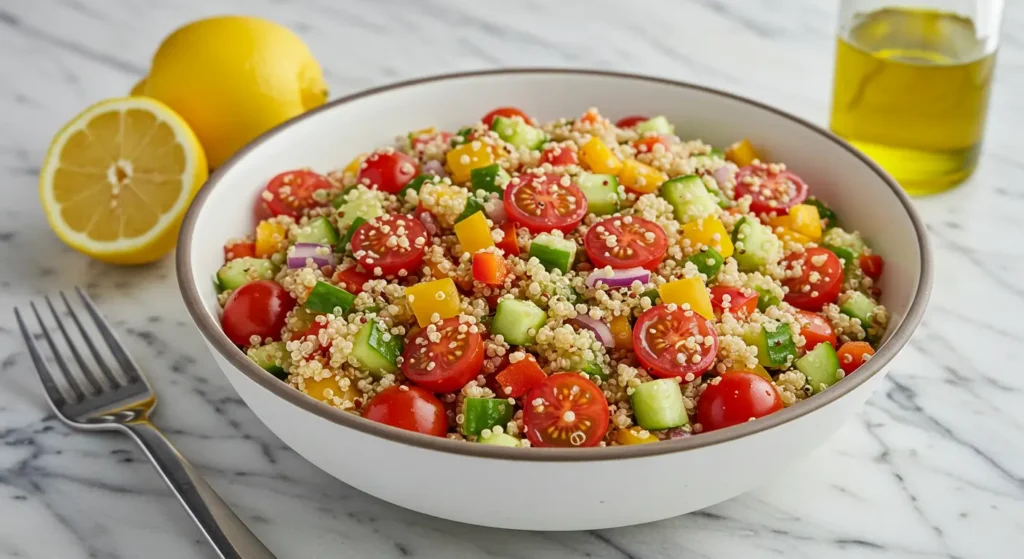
<box><xmin>177</xmin><ymin>70</ymin><xmax>931</xmax><ymax>531</ymax></box>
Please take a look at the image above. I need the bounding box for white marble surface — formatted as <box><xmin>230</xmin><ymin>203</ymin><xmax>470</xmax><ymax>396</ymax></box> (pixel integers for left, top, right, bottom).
<box><xmin>1</xmin><ymin>0</ymin><xmax>1022</xmax><ymax>557</ymax></box>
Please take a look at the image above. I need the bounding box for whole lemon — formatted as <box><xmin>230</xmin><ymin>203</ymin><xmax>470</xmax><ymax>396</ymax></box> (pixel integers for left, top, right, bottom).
<box><xmin>141</xmin><ymin>16</ymin><xmax>327</xmax><ymax>168</ymax></box>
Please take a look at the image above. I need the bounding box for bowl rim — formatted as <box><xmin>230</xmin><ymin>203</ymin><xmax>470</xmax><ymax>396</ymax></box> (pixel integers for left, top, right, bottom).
<box><xmin>176</xmin><ymin>68</ymin><xmax>932</xmax><ymax>462</ymax></box>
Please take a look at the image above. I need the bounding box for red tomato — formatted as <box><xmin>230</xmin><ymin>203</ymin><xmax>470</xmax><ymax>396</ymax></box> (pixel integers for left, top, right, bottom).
<box><xmin>539</xmin><ymin>144</ymin><xmax>579</xmax><ymax>167</ymax></box>
<box><xmin>401</xmin><ymin>317</ymin><xmax>485</xmax><ymax>392</ymax></box>
<box><xmin>221</xmin><ymin>280</ymin><xmax>296</xmax><ymax>346</ymax></box>
<box><xmin>696</xmin><ymin>372</ymin><xmax>784</xmax><ymax>432</ymax></box>
<box><xmin>793</xmin><ymin>310</ymin><xmax>837</xmax><ymax>351</ymax></box>
<box><xmin>262</xmin><ymin>170</ymin><xmax>332</xmax><ymax>218</ymax></box>
<box><xmin>859</xmin><ymin>253</ymin><xmax>884</xmax><ymax>281</ymax></box>
<box><xmin>332</xmin><ymin>266</ymin><xmax>372</xmax><ymax>295</ymax></box>
<box><xmin>351</xmin><ymin>214</ymin><xmax>429</xmax><ymax>277</ymax></box>
<box><xmin>494</xmin><ymin>356</ymin><xmax>547</xmax><ymax>398</ymax></box>
<box><xmin>224</xmin><ymin>241</ymin><xmax>256</xmax><ymax>261</ymax></box>
<box><xmin>709</xmin><ymin>286</ymin><xmax>759</xmax><ymax>317</ymax></box>
<box><xmin>411</xmin><ymin>131</ymin><xmax>453</xmax><ymax>152</ymax></box>
<box><xmin>472</xmin><ymin>252</ymin><xmax>508</xmax><ymax>285</ymax></box>
<box><xmin>363</xmin><ymin>386</ymin><xmax>448</xmax><ymax>437</ymax></box>
<box><xmin>633</xmin><ymin>305</ymin><xmax>718</xmax><ymax>381</ymax></box>
<box><xmin>503</xmin><ymin>173</ymin><xmax>588</xmax><ymax>234</ymax></box>
<box><xmin>584</xmin><ymin>216</ymin><xmax>668</xmax><ymax>270</ymax></box>
<box><xmin>616</xmin><ymin>115</ymin><xmax>648</xmax><ymax>128</ymax></box>
<box><xmin>837</xmin><ymin>341</ymin><xmax>875</xmax><ymax>374</ymax></box>
<box><xmin>496</xmin><ymin>221</ymin><xmax>521</xmax><ymax>256</ymax></box>
<box><xmin>356</xmin><ymin>150</ymin><xmax>420</xmax><ymax>194</ymax></box>
<box><xmin>482</xmin><ymin>107</ymin><xmax>531</xmax><ymax>127</ymax></box>
<box><xmin>782</xmin><ymin>247</ymin><xmax>844</xmax><ymax>311</ymax></box>
<box><xmin>733</xmin><ymin>164</ymin><xmax>809</xmax><ymax>216</ymax></box>
<box><xmin>633</xmin><ymin>135</ymin><xmax>671</xmax><ymax>154</ymax></box>
<box><xmin>296</xmin><ymin>320</ymin><xmax>331</xmax><ymax>356</ymax></box>
<box><xmin>523</xmin><ymin>374</ymin><xmax>609</xmax><ymax>447</ymax></box>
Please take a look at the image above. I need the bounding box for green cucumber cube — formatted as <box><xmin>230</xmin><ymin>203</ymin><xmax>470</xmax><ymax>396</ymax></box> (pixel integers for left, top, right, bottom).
<box><xmin>216</xmin><ymin>257</ymin><xmax>276</xmax><ymax>291</ymax></box>
<box><xmin>796</xmin><ymin>342</ymin><xmax>841</xmax><ymax>394</ymax></box>
<box><xmin>631</xmin><ymin>378</ymin><xmax>688</xmax><ymax>430</ymax></box>
<box><xmin>686</xmin><ymin>247</ymin><xmax>724</xmax><ymax>279</ymax></box>
<box><xmin>840</xmin><ymin>291</ymin><xmax>877</xmax><ymax>327</ymax></box>
<box><xmin>634</xmin><ymin>115</ymin><xmax>675</xmax><ymax>136</ymax></box>
<box><xmin>529</xmin><ymin>233</ymin><xmax>577</xmax><ymax>273</ymax></box>
<box><xmin>470</xmin><ymin>164</ymin><xmax>511</xmax><ymax>196</ymax></box>
<box><xmin>336</xmin><ymin>191</ymin><xmax>384</xmax><ymax>229</ymax></box>
<box><xmin>732</xmin><ymin>217</ymin><xmax>783</xmax><ymax>272</ymax></box>
<box><xmin>577</xmin><ymin>172</ymin><xmax>622</xmax><ymax>215</ymax></box>
<box><xmin>491</xmin><ymin>116</ymin><xmax>546</xmax><ymax>150</ymax></box>
<box><xmin>660</xmin><ymin>175</ymin><xmax>716</xmax><ymax>224</ymax></box>
<box><xmin>352</xmin><ymin>321</ymin><xmax>402</xmax><ymax>377</ymax></box>
<box><xmin>743</xmin><ymin>322</ymin><xmax>797</xmax><ymax>368</ymax></box>
<box><xmin>491</xmin><ymin>299</ymin><xmax>547</xmax><ymax>346</ymax></box>
<box><xmin>462</xmin><ymin>397</ymin><xmax>515</xmax><ymax>436</ymax></box>
<box><xmin>478</xmin><ymin>432</ymin><xmax>521</xmax><ymax>447</ymax></box>
<box><xmin>304</xmin><ymin>281</ymin><xmax>355</xmax><ymax>315</ymax></box>
<box><xmin>296</xmin><ymin>216</ymin><xmax>340</xmax><ymax>246</ymax></box>
<box><xmin>247</xmin><ymin>342</ymin><xmax>290</xmax><ymax>379</ymax></box>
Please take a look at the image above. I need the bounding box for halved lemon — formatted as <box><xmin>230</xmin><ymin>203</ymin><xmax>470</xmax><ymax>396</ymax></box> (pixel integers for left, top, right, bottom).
<box><xmin>39</xmin><ymin>97</ymin><xmax>208</xmax><ymax>264</ymax></box>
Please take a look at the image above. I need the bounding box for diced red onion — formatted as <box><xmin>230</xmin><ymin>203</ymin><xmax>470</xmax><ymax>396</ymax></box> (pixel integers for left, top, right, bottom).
<box><xmin>422</xmin><ymin>160</ymin><xmax>447</xmax><ymax>178</ymax></box>
<box><xmin>666</xmin><ymin>428</ymin><xmax>691</xmax><ymax>439</ymax></box>
<box><xmin>712</xmin><ymin>165</ymin><xmax>735</xmax><ymax>186</ymax></box>
<box><xmin>484</xmin><ymin>198</ymin><xmax>507</xmax><ymax>225</ymax></box>
<box><xmin>418</xmin><ymin>211</ymin><xmax>439</xmax><ymax>236</ymax></box>
<box><xmin>585</xmin><ymin>267</ymin><xmax>650</xmax><ymax>289</ymax></box>
<box><xmin>570</xmin><ymin>315</ymin><xmax>615</xmax><ymax>349</ymax></box>
<box><xmin>287</xmin><ymin>243</ymin><xmax>335</xmax><ymax>269</ymax></box>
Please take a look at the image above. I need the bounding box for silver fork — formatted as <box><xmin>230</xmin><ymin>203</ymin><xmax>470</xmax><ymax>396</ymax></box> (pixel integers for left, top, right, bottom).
<box><xmin>15</xmin><ymin>288</ymin><xmax>276</xmax><ymax>559</ymax></box>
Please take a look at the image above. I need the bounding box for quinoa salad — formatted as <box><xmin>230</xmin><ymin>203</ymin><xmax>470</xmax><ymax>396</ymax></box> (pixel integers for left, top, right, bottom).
<box><xmin>215</xmin><ymin>107</ymin><xmax>888</xmax><ymax>448</ymax></box>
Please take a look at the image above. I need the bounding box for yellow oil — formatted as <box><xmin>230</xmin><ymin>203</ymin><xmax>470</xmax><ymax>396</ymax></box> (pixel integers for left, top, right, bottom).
<box><xmin>829</xmin><ymin>8</ymin><xmax>996</xmax><ymax>195</ymax></box>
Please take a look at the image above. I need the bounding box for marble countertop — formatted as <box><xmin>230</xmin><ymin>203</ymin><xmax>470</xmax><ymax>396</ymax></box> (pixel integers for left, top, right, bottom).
<box><xmin>1</xmin><ymin>0</ymin><xmax>1022</xmax><ymax>557</ymax></box>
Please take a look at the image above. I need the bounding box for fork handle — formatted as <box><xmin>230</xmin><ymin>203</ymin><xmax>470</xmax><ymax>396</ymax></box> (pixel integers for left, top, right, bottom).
<box><xmin>123</xmin><ymin>421</ymin><xmax>277</xmax><ymax>559</ymax></box>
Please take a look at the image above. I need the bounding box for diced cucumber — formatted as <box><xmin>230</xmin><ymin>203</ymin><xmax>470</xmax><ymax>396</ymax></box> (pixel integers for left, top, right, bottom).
<box><xmin>796</xmin><ymin>342</ymin><xmax>841</xmax><ymax>394</ymax></box>
<box><xmin>491</xmin><ymin>116</ymin><xmax>546</xmax><ymax>150</ymax></box>
<box><xmin>352</xmin><ymin>321</ymin><xmax>402</xmax><ymax>377</ymax></box>
<box><xmin>635</xmin><ymin>115</ymin><xmax>675</xmax><ymax>136</ymax></box>
<box><xmin>567</xmin><ymin>360</ymin><xmax>609</xmax><ymax>382</ymax></box>
<box><xmin>462</xmin><ymin>397</ymin><xmax>515</xmax><ymax>436</ymax></box>
<box><xmin>840</xmin><ymin>291</ymin><xmax>876</xmax><ymax>326</ymax></box>
<box><xmin>247</xmin><ymin>342</ymin><xmax>290</xmax><ymax>379</ymax></box>
<box><xmin>752</xmin><ymin>286</ymin><xmax>780</xmax><ymax>312</ymax></box>
<box><xmin>687</xmin><ymin>247</ymin><xmax>724</xmax><ymax>279</ymax></box>
<box><xmin>822</xmin><ymin>227</ymin><xmax>865</xmax><ymax>255</ymax></box>
<box><xmin>296</xmin><ymin>216</ymin><xmax>340</xmax><ymax>246</ymax></box>
<box><xmin>336</xmin><ymin>191</ymin><xmax>384</xmax><ymax>229</ymax></box>
<box><xmin>805</xmin><ymin>196</ymin><xmax>839</xmax><ymax>229</ymax></box>
<box><xmin>824</xmin><ymin>243</ymin><xmax>859</xmax><ymax>273</ymax></box>
<box><xmin>451</xmin><ymin>127</ymin><xmax>474</xmax><ymax>147</ymax></box>
<box><xmin>456</xmin><ymin>195</ymin><xmax>486</xmax><ymax>224</ymax></box>
<box><xmin>732</xmin><ymin>217</ymin><xmax>782</xmax><ymax>272</ymax></box>
<box><xmin>709</xmin><ymin>147</ymin><xmax>725</xmax><ymax>158</ymax></box>
<box><xmin>641</xmin><ymin>288</ymin><xmax>660</xmax><ymax>304</ymax></box>
<box><xmin>470</xmin><ymin>164</ymin><xmax>511</xmax><ymax>196</ymax></box>
<box><xmin>492</xmin><ymin>299</ymin><xmax>547</xmax><ymax>345</ymax></box>
<box><xmin>479</xmin><ymin>431</ymin><xmax>521</xmax><ymax>447</ymax></box>
<box><xmin>529</xmin><ymin>233</ymin><xmax>577</xmax><ymax>274</ymax></box>
<box><xmin>660</xmin><ymin>175</ymin><xmax>717</xmax><ymax>224</ymax></box>
<box><xmin>304</xmin><ymin>281</ymin><xmax>356</xmax><ymax>315</ymax></box>
<box><xmin>743</xmin><ymin>322</ymin><xmax>797</xmax><ymax>368</ymax></box>
<box><xmin>216</xmin><ymin>257</ymin><xmax>276</xmax><ymax>290</ymax></box>
<box><xmin>338</xmin><ymin>217</ymin><xmax>367</xmax><ymax>255</ymax></box>
<box><xmin>630</xmin><ymin>378</ymin><xmax>689</xmax><ymax>430</ymax></box>
<box><xmin>400</xmin><ymin>174</ymin><xmax>433</xmax><ymax>199</ymax></box>
<box><xmin>577</xmin><ymin>172</ymin><xmax>622</xmax><ymax>215</ymax></box>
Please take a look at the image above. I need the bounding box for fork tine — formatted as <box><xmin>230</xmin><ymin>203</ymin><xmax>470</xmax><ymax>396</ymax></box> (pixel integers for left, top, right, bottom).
<box><xmin>29</xmin><ymin>302</ymin><xmax>85</xmax><ymax>402</ymax></box>
<box><xmin>74</xmin><ymin>287</ymin><xmax>145</xmax><ymax>385</ymax></box>
<box><xmin>59</xmin><ymin>291</ymin><xmax>122</xmax><ymax>387</ymax></box>
<box><xmin>45</xmin><ymin>295</ymin><xmax>102</xmax><ymax>394</ymax></box>
<box><xmin>14</xmin><ymin>308</ymin><xmax>67</xmax><ymax>409</ymax></box>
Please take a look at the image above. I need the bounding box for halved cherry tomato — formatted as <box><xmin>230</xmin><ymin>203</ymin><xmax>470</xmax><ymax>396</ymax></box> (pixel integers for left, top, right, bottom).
<box><xmin>224</xmin><ymin>241</ymin><xmax>256</xmax><ymax>261</ymax></box>
<box><xmin>837</xmin><ymin>341</ymin><xmax>875</xmax><ymax>374</ymax></box>
<box><xmin>794</xmin><ymin>310</ymin><xmax>837</xmax><ymax>350</ymax></box>
<box><xmin>482</xmin><ymin>107</ymin><xmax>531</xmax><ymax>127</ymax></box>
<box><xmin>351</xmin><ymin>214</ymin><xmax>429</xmax><ymax>277</ymax></box>
<box><xmin>472</xmin><ymin>252</ymin><xmax>508</xmax><ymax>285</ymax></box>
<box><xmin>523</xmin><ymin>374</ymin><xmax>609</xmax><ymax>447</ymax></box>
<box><xmin>262</xmin><ymin>170</ymin><xmax>332</xmax><ymax>218</ymax></box>
<box><xmin>782</xmin><ymin>247</ymin><xmax>844</xmax><ymax>311</ymax></box>
<box><xmin>504</xmin><ymin>173</ymin><xmax>587</xmax><ymax>234</ymax></box>
<box><xmin>696</xmin><ymin>372</ymin><xmax>783</xmax><ymax>432</ymax></box>
<box><xmin>494</xmin><ymin>355</ymin><xmax>547</xmax><ymax>398</ymax></box>
<box><xmin>633</xmin><ymin>135</ymin><xmax>671</xmax><ymax>154</ymax></box>
<box><xmin>411</xmin><ymin>131</ymin><xmax>453</xmax><ymax>152</ymax></box>
<box><xmin>356</xmin><ymin>150</ymin><xmax>420</xmax><ymax>194</ymax></box>
<box><xmin>633</xmin><ymin>305</ymin><xmax>719</xmax><ymax>381</ymax></box>
<box><xmin>539</xmin><ymin>144</ymin><xmax>579</xmax><ymax>167</ymax></box>
<box><xmin>616</xmin><ymin>115</ymin><xmax>648</xmax><ymax>128</ymax></box>
<box><xmin>584</xmin><ymin>216</ymin><xmax>668</xmax><ymax>270</ymax></box>
<box><xmin>332</xmin><ymin>266</ymin><xmax>372</xmax><ymax>295</ymax></box>
<box><xmin>496</xmin><ymin>221</ymin><xmax>521</xmax><ymax>256</ymax></box>
<box><xmin>734</xmin><ymin>163</ymin><xmax>809</xmax><ymax>216</ymax></box>
<box><xmin>363</xmin><ymin>385</ymin><xmax>448</xmax><ymax>437</ymax></box>
<box><xmin>401</xmin><ymin>317</ymin><xmax>485</xmax><ymax>392</ymax></box>
<box><xmin>709</xmin><ymin>286</ymin><xmax>759</xmax><ymax>317</ymax></box>
<box><xmin>859</xmin><ymin>253</ymin><xmax>884</xmax><ymax>281</ymax></box>
<box><xmin>221</xmin><ymin>280</ymin><xmax>296</xmax><ymax>346</ymax></box>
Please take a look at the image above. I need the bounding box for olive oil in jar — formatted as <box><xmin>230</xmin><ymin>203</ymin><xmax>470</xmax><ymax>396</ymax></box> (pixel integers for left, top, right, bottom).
<box><xmin>829</xmin><ymin>7</ymin><xmax>997</xmax><ymax>195</ymax></box>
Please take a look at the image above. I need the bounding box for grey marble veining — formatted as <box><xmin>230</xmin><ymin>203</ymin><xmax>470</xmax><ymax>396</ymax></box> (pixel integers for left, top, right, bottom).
<box><xmin>1</xmin><ymin>0</ymin><xmax>1022</xmax><ymax>557</ymax></box>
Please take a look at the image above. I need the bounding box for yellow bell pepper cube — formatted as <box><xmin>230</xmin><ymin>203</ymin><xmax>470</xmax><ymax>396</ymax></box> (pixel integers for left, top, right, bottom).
<box><xmin>618</xmin><ymin>159</ymin><xmax>667</xmax><ymax>194</ymax></box>
<box><xmin>658</xmin><ymin>277</ymin><xmax>714</xmax><ymax>320</ymax></box>
<box><xmin>615</xmin><ymin>426</ymin><xmax>659</xmax><ymax>445</ymax></box>
<box><xmin>446</xmin><ymin>142</ymin><xmax>495</xmax><ymax>184</ymax></box>
<box><xmin>342</xmin><ymin>153</ymin><xmax>367</xmax><ymax>177</ymax></box>
<box><xmin>453</xmin><ymin>211</ymin><xmax>495</xmax><ymax>255</ymax></box>
<box><xmin>768</xmin><ymin>215</ymin><xmax>812</xmax><ymax>245</ymax></box>
<box><xmin>681</xmin><ymin>215</ymin><xmax>734</xmax><ymax>258</ymax></box>
<box><xmin>580</xmin><ymin>137</ymin><xmax>623</xmax><ymax>175</ymax></box>
<box><xmin>254</xmin><ymin>220</ymin><xmax>289</xmax><ymax>257</ymax></box>
<box><xmin>788</xmin><ymin>204</ymin><xmax>822</xmax><ymax>242</ymax></box>
<box><xmin>725</xmin><ymin>138</ymin><xmax>760</xmax><ymax>167</ymax></box>
<box><xmin>406</xmin><ymin>278</ymin><xmax>461</xmax><ymax>327</ymax></box>
<box><xmin>610</xmin><ymin>314</ymin><xmax>633</xmax><ymax>350</ymax></box>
